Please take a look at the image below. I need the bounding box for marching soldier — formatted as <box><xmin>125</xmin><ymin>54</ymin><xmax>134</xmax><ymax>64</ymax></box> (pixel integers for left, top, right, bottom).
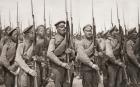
<box><xmin>0</xmin><ymin>28</ymin><xmax>19</xmax><ymax>87</ymax></box>
<box><xmin>97</xmin><ymin>26</ymin><xmax>126</xmax><ymax>87</ymax></box>
<box><xmin>33</xmin><ymin>25</ymin><xmax>46</xmax><ymax>87</ymax></box>
<box><xmin>126</xmin><ymin>28</ymin><xmax>140</xmax><ymax>85</ymax></box>
<box><xmin>47</xmin><ymin>20</ymin><xmax>75</xmax><ymax>87</ymax></box>
<box><xmin>34</xmin><ymin>25</ymin><xmax>52</xmax><ymax>87</ymax></box>
<box><xmin>15</xmin><ymin>25</ymin><xmax>37</xmax><ymax>87</ymax></box>
<box><xmin>76</xmin><ymin>24</ymin><xmax>100</xmax><ymax>87</ymax></box>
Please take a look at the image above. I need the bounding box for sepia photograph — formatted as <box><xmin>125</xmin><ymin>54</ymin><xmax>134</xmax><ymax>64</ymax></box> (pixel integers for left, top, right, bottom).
<box><xmin>0</xmin><ymin>0</ymin><xmax>140</xmax><ymax>87</ymax></box>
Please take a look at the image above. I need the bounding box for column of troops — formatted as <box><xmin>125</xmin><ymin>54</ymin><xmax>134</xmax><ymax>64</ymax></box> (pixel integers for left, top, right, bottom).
<box><xmin>0</xmin><ymin>20</ymin><xmax>139</xmax><ymax>87</ymax></box>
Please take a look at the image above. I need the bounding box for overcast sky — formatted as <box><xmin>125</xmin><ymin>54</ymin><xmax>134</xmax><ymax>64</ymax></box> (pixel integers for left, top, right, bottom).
<box><xmin>0</xmin><ymin>0</ymin><xmax>140</xmax><ymax>33</ymax></box>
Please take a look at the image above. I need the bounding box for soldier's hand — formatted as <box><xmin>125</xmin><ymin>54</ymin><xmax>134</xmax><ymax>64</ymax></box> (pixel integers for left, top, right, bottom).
<box><xmin>32</xmin><ymin>56</ymin><xmax>37</xmax><ymax>61</ymax></box>
<box><xmin>98</xmin><ymin>52</ymin><xmax>103</xmax><ymax>56</ymax></box>
<box><xmin>138</xmin><ymin>64</ymin><xmax>140</xmax><ymax>68</ymax></box>
<box><xmin>118</xmin><ymin>62</ymin><xmax>126</xmax><ymax>68</ymax></box>
<box><xmin>94</xmin><ymin>50</ymin><xmax>98</xmax><ymax>56</ymax></box>
<box><xmin>61</xmin><ymin>63</ymin><xmax>70</xmax><ymax>69</ymax></box>
<box><xmin>41</xmin><ymin>62</ymin><xmax>46</xmax><ymax>67</ymax></box>
<box><xmin>65</xmin><ymin>48</ymin><xmax>72</xmax><ymax>54</ymax></box>
<box><xmin>28</xmin><ymin>69</ymin><xmax>37</xmax><ymax>77</ymax></box>
<box><xmin>91</xmin><ymin>64</ymin><xmax>99</xmax><ymax>71</ymax></box>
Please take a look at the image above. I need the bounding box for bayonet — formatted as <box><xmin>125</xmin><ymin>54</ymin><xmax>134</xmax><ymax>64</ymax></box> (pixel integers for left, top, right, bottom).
<box><xmin>70</xmin><ymin>0</ymin><xmax>73</xmax><ymax>38</ymax></box>
<box><xmin>111</xmin><ymin>8</ymin><xmax>113</xmax><ymax>27</ymax></box>
<box><xmin>123</xmin><ymin>9</ymin><xmax>127</xmax><ymax>35</ymax></box>
<box><xmin>138</xmin><ymin>7</ymin><xmax>140</xmax><ymax>33</ymax></box>
<box><xmin>44</xmin><ymin>0</ymin><xmax>46</xmax><ymax>28</ymax></box>
<box><xmin>0</xmin><ymin>12</ymin><xmax>2</xmax><ymax>30</ymax></box>
<box><xmin>17</xmin><ymin>2</ymin><xmax>19</xmax><ymax>28</ymax></box>
<box><xmin>9</xmin><ymin>10</ymin><xmax>11</xmax><ymax>27</ymax></box>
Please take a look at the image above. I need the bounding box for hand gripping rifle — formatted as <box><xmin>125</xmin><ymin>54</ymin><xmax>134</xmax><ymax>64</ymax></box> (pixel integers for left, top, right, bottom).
<box><xmin>31</xmin><ymin>0</ymin><xmax>38</xmax><ymax>87</ymax></box>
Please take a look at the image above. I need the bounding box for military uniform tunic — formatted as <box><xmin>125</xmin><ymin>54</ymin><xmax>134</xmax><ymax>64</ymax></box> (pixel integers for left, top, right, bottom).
<box><xmin>76</xmin><ymin>37</ymin><xmax>99</xmax><ymax>87</ymax></box>
<box><xmin>15</xmin><ymin>42</ymin><xmax>34</xmax><ymax>87</ymax></box>
<box><xmin>0</xmin><ymin>39</ymin><xmax>17</xmax><ymax>87</ymax></box>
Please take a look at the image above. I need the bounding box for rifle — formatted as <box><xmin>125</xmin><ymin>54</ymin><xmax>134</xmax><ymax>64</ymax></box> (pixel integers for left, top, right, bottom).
<box><xmin>65</xmin><ymin>0</ymin><xmax>71</xmax><ymax>85</ymax></box>
<box><xmin>15</xmin><ymin>2</ymin><xmax>20</xmax><ymax>87</ymax></box>
<box><xmin>31</xmin><ymin>0</ymin><xmax>38</xmax><ymax>87</ymax></box>
<box><xmin>116</xmin><ymin>0</ymin><xmax>129</xmax><ymax>86</ymax></box>
<box><xmin>92</xmin><ymin>0</ymin><xmax>101</xmax><ymax>83</ymax></box>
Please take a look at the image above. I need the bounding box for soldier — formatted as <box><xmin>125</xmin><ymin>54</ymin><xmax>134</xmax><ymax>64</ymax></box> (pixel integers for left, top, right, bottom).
<box><xmin>76</xmin><ymin>24</ymin><xmax>100</xmax><ymax>87</ymax></box>
<box><xmin>47</xmin><ymin>20</ymin><xmax>75</xmax><ymax>87</ymax></box>
<box><xmin>15</xmin><ymin>25</ymin><xmax>37</xmax><ymax>87</ymax></box>
<box><xmin>0</xmin><ymin>28</ymin><xmax>19</xmax><ymax>87</ymax></box>
<box><xmin>126</xmin><ymin>28</ymin><xmax>140</xmax><ymax>85</ymax></box>
<box><xmin>34</xmin><ymin>25</ymin><xmax>51</xmax><ymax>87</ymax></box>
<box><xmin>96</xmin><ymin>26</ymin><xmax>126</xmax><ymax>87</ymax></box>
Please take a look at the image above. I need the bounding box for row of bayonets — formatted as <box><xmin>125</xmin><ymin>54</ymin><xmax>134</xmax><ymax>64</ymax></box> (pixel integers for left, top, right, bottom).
<box><xmin>0</xmin><ymin>0</ymin><xmax>140</xmax><ymax>35</ymax></box>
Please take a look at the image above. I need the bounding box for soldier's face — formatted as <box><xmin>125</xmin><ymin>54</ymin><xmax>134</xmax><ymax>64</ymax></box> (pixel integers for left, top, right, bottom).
<box><xmin>57</xmin><ymin>23</ymin><xmax>66</xmax><ymax>36</ymax></box>
<box><xmin>7</xmin><ymin>28</ymin><xmax>11</xmax><ymax>34</ymax></box>
<box><xmin>38</xmin><ymin>26</ymin><xmax>45</xmax><ymax>36</ymax></box>
<box><xmin>46</xmin><ymin>29</ymin><xmax>51</xmax><ymax>35</ymax></box>
<box><xmin>28</xmin><ymin>30</ymin><xmax>34</xmax><ymax>41</ymax></box>
<box><xmin>11</xmin><ymin>30</ymin><xmax>18</xmax><ymax>42</ymax></box>
<box><xmin>84</xmin><ymin>26</ymin><xmax>92</xmax><ymax>38</ymax></box>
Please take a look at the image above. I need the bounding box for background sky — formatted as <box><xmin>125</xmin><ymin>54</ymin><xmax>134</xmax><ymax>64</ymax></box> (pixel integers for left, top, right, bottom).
<box><xmin>0</xmin><ymin>0</ymin><xmax>140</xmax><ymax>33</ymax></box>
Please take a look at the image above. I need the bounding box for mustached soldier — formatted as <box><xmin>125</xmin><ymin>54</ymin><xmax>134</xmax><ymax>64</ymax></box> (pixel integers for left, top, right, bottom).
<box><xmin>97</xmin><ymin>26</ymin><xmax>126</xmax><ymax>87</ymax></box>
<box><xmin>126</xmin><ymin>28</ymin><xmax>140</xmax><ymax>85</ymax></box>
<box><xmin>15</xmin><ymin>25</ymin><xmax>37</xmax><ymax>87</ymax></box>
<box><xmin>47</xmin><ymin>21</ymin><xmax>75</xmax><ymax>87</ymax></box>
<box><xmin>76</xmin><ymin>24</ymin><xmax>100</xmax><ymax>87</ymax></box>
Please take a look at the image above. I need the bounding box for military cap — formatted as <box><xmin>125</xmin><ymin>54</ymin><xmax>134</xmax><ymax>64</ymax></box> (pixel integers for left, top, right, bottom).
<box><xmin>54</xmin><ymin>20</ymin><xmax>65</xmax><ymax>27</ymax></box>
<box><xmin>46</xmin><ymin>27</ymin><xmax>51</xmax><ymax>30</ymax></box>
<box><xmin>8</xmin><ymin>28</ymin><xmax>17</xmax><ymax>36</ymax></box>
<box><xmin>36</xmin><ymin>25</ymin><xmax>45</xmax><ymax>29</ymax></box>
<box><xmin>23</xmin><ymin>25</ymin><xmax>34</xmax><ymax>34</ymax></box>
<box><xmin>4</xmin><ymin>26</ymin><xmax>12</xmax><ymax>33</ymax></box>
<box><xmin>103</xmin><ymin>30</ymin><xmax>110</xmax><ymax>37</ymax></box>
<box><xmin>128</xmin><ymin>27</ymin><xmax>137</xmax><ymax>35</ymax></box>
<box><xmin>109</xmin><ymin>25</ymin><xmax>118</xmax><ymax>34</ymax></box>
<box><xmin>36</xmin><ymin>25</ymin><xmax>45</xmax><ymax>32</ymax></box>
<box><xmin>83</xmin><ymin>24</ymin><xmax>92</xmax><ymax>31</ymax></box>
